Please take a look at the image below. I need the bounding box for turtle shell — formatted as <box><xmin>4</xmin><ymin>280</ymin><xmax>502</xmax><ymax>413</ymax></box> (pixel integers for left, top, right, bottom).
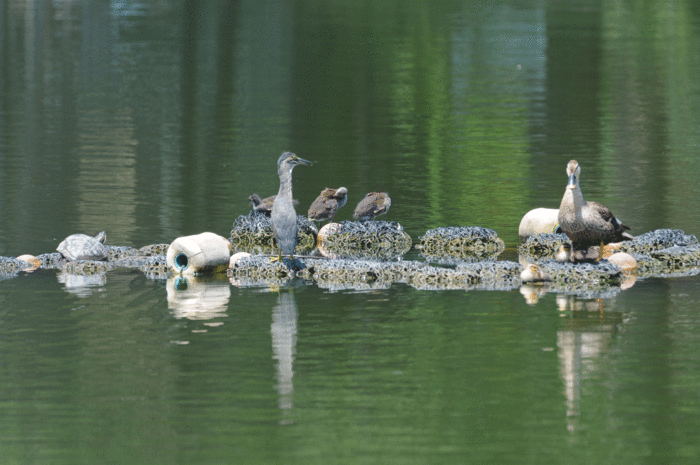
<box><xmin>57</xmin><ymin>231</ymin><xmax>109</xmax><ymax>261</ymax></box>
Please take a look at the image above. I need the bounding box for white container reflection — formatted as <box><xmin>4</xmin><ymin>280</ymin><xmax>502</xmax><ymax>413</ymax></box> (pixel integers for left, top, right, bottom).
<box><xmin>166</xmin><ymin>276</ymin><xmax>230</xmax><ymax>320</ymax></box>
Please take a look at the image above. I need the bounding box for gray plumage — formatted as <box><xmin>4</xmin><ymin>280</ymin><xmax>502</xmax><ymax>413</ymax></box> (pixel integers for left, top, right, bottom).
<box><xmin>353</xmin><ymin>192</ymin><xmax>391</xmax><ymax>221</ymax></box>
<box><xmin>249</xmin><ymin>193</ymin><xmax>298</xmax><ymax>214</ymax></box>
<box><xmin>308</xmin><ymin>187</ymin><xmax>348</xmax><ymax>223</ymax></box>
<box><xmin>271</xmin><ymin>152</ymin><xmax>312</xmax><ymax>258</ymax></box>
<box><xmin>558</xmin><ymin>160</ymin><xmax>633</xmax><ymax>250</ymax></box>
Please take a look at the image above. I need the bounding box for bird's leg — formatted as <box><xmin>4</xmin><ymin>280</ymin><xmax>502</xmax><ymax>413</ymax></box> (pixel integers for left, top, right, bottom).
<box><xmin>596</xmin><ymin>241</ymin><xmax>604</xmax><ymax>262</ymax></box>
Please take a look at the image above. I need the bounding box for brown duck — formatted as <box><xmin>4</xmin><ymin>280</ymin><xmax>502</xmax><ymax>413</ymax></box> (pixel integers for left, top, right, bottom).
<box><xmin>558</xmin><ymin>160</ymin><xmax>633</xmax><ymax>251</ymax></box>
<box><xmin>353</xmin><ymin>192</ymin><xmax>391</xmax><ymax>221</ymax></box>
<box><xmin>308</xmin><ymin>187</ymin><xmax>348</xmax><ymax>223</ymax></box>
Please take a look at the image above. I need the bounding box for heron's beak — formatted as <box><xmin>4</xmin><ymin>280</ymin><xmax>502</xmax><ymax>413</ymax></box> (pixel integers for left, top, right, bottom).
<box><xmin>566</xmin><ymin>172</ymin><xmax>576</xmax><ymax>189</ymax></box>
<box><xmin>297</xmin><ymin>157</ymin><xmax>313</xmax><ymax>167</ymax></box>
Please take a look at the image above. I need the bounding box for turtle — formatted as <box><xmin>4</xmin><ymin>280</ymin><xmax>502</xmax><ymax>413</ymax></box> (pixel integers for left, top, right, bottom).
<box><xmin>57</xmin><ymin>231</ymin><xmax>109</xmax><ymax>261</ymax></box>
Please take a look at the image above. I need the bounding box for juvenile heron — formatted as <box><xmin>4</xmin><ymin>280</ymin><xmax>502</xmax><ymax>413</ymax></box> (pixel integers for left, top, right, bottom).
<box><xmin>271</xmin><ymin>152</ymin><xmax>312</xmax><ymax>262</ymax></box>
<box><xmin>308</xmin><ymin>187</ymin><xmax>348</xmax><ymax>223</ymax></box>
<box><xmin>249</xmin><ymin>193</ymin><xmax>298</xmax><ymax>215</ymax></box>
<box><xmin>353</xmin><ymin>192</ymin><xmax>391</xmax><ymax>221</ymax></box>
<box><xmin>558</xmin><ymin>160</ymin><xmax>633</xmax><ymax>257</ymax></box>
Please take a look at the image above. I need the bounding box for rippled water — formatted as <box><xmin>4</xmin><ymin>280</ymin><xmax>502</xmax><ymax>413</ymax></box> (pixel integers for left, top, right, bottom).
<box><xmin>2</xmin><ymin>0</ymin><xmax>700</xmax><ymax>463</ymax></box>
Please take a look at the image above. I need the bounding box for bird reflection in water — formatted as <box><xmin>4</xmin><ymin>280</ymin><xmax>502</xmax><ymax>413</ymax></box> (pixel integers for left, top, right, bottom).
<box><xmin>271</xmin><ymin>288</ymin><xmax>298</xmax><ymax>423</ymax></box>
<box><xmin>555</xmin><ymin>295</ymin><xmax>623</xmax><ymax>432</ymax></box>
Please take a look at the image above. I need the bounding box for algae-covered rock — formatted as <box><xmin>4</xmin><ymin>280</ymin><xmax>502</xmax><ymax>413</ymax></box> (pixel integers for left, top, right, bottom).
<box><xmin>60</xmin><ymin>259</ymin><xmax>113</xmax><ymax>275</ymax></box>
<box><xmin>0</xmin><ymin>256</ymin><xmax>38</xmax><ymax>273</ymax></box>
<box><xmin>229</xmin><ymin>212</ymin><xmax>317</xmax><ymax>254</ymax></box>
<box><xmin>139</xmin><ymin>243</ymin><xmax>170</xmax><ymax>256</ymax></box>
<box><xmin>227</xmin><ymin>254</ymin><xmax>298</xmax><ymax>281</ymax></box>
<box><xmin>536</xmin><ymin>259</ymin><xmax>622</xmax><ymax>286</ymax></box>
<box><xmin>106</xmin><ymin>245</ymin><xmax>141</xmax><ymax>261</ymax></box>
<box><xmin>407</xmin><ymin>265</ymin><xmax>480</xmax><ymax>291</ymax></box>
<box><xmin>308</xmin><ymin>258</ymin><xmax>394</xmax><ymax>291</ymax></box>
<box><xmin>647</xmin><ymin>245</ymin><xmax>700</xmax><ymax>276</ymax></box>
<box><xmin>115</xmin><ymin>255</ymin><xmax>169</xmax><ymax>279</ymax></box>
<box><xmin>518</xmin><ymin>233</ymin><xmax>570</xmax><ymax>260</ymax></box>
<box><xmin>317</xmin><ymin>220</ymin><xmax>412</xmax><ymax>260</ymax></box>
<box><xmin>418</xmin><ymin>226</ymin><xmax>505</xmax><ymax>262</ymax></box>
<box><xmin>461</xmin><ymin>260</ymin><xmax>523</xmax><ymax>290</ymax></box>
<box><xmin>620</xmin><ymin>229</ymin><xmax>698</xmax><ymax>254</ymax></box>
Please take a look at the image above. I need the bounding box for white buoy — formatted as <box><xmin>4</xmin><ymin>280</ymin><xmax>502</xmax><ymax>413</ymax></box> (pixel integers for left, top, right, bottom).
<box><xmin>166</xmin><ymin>232</ymin><xmax>231</xmax><ymax>275</ymax></box>
<box><xmin>518</xmin><ymin>208</ymin><xmax>561</xmax><ymax>241</ymax></box>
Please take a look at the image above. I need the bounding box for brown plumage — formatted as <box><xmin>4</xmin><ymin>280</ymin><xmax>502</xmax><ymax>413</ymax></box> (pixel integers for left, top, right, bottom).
<box><xmin>308</xmin><ymin>187</ymin><xmax>348</xmax><ymax>223</ymax></box>
<box><xmin>353</xmin><ymin>192</ymin><xmax>391</xmax><ymax>221</ymax></box>
<box><xmin>558</xmin><ymin>160</ymin><xmax>633</xmax><ymax>251</ymax></box>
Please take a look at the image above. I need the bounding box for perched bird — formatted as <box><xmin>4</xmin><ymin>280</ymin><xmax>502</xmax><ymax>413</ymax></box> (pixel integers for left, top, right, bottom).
<box><xmin>271</xmin><ymin>152</ymin><xmax>312</xmax><ymax>262</ymax></box>
<box><xmin>249</xmin><ymin>193</ymin><xmax>297</xmax><ymax>214</ymax></box>
<box><xmin>520</xmin><ymin>263</ymin><xmax>551</xmax><ymax>283</ymax></box>
<box><xmin>555</xmin><ymin>243</ymin><xmax>572</xmax><ymax>262</ymax></box>
<box><xmin>353</xmin><ymin>192</ymin><xmax>391</xmax><ymax>221</ymax></box>
<box><xmin>308</xmin><ymin>187</ymin><xmax>348</xmax><ymax>223</ymax></box>
<box><xmin>558</xmin><ymin>160</ymin><xmax>633</xmax><ymax>255</ymax></box>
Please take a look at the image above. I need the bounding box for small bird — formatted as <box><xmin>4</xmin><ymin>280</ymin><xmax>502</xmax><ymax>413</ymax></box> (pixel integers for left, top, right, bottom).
<box><xmin>249</xmin><ymin>193</ymin><xmax>298</xmax><ymax>214</ymax></box>
<box><xmin>308</xmin><ymin>187</ymin><xmax>348</xmax><ymax>224</ymax></box>
<box><xmin>520</xmin><ymin>263</ymin><xmax>551</xmax><ymax>283</ymax></box>
<box><xmin>271</xmin><ymin>152</ymin><xmax>312</xmax><ymax>262</ymax></box>
<box><xmin>555</xmin><ymin>243</ymin><xmax>572</xmax><ymax>262</ymax></box>
<box><xmin>558</xmin><ymin>160</ymin><xmax>633</xmax><ymax>256</ymax></box>
<box><xmin>353</xmin><ymin>192</ymin><xmax>391</xmax><ymax>221</ymax></box>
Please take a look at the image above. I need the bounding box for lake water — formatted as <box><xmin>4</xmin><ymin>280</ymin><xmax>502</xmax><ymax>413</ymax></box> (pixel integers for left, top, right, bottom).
<box><xmin>2</xmin><ymin>0</ymin><xmax>700</xmax><ymax>463</ymax></box>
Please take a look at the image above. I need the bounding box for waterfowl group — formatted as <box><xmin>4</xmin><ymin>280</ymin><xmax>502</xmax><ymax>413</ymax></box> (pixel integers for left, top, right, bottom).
<box><xmin>558</xmin><ymin>160</ymin><xmax>633</xmax><ymax>255</ymax></box>
<box><xmin>257</xmin><ymin>152</ymin><xmax>635</xmax><ymax>267</ymax></box>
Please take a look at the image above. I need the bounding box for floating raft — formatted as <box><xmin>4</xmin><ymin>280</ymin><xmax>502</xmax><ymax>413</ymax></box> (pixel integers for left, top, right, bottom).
<box><xmin>3</xmin><ymin>228</ymin><xmax>700</xmax><ymax>295</ymax></box>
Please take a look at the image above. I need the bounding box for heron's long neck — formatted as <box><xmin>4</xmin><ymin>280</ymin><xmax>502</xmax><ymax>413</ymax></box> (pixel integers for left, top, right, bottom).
<box><xmin>277</xmin><ymin>167</ymin><xmax>294</xmax><ymax>200</ymax></box>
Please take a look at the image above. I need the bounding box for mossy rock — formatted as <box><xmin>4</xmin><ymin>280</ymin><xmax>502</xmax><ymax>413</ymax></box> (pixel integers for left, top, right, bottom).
<box><xmin>0</xmin><ymin>256</ymin><xmax>37</xmax><ymax>273</ymax></box>
<box><xmin>317</xmin><ymin>221</ymin><xmax>412</xmax><ymax>260</ymax></box>
<box><xmin>418</xmin><ymin>226</ymin><xmax>505</xmax><ymax>262</ymax></box>
<box><xmin>619</xmin><ymin>229</ymin><xmax>698</xmax><ymax>254</ymax></box>
<box><xmin>517</xmin><ymin>233</ymin><xmax>569</xmax><ymax>260</ymax></box>
<box><xmin>229</xmin><ymin>212</ymin><xmax>317</xmax><ymax>254</ymax></box>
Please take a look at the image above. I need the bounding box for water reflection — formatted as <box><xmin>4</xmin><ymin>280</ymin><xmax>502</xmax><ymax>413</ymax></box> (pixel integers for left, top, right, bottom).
<box><xmin>166</xmin><ymin>276</ymin><xmax>230</xmax><ymax>320</ymax></box>
<box><xmin>271</xmin><ymin>289</ymin><xmax>297</xmax><ymax>422</ymax></box>
<box><xmin>57</xmin><ymin>270</ymin><xmax>107</xmax><ymax>297</ymax></box>
<box><xmin>556</xmin><ymin>295</ymin><xmax>623</xmax><ymax>433</ymax></box>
